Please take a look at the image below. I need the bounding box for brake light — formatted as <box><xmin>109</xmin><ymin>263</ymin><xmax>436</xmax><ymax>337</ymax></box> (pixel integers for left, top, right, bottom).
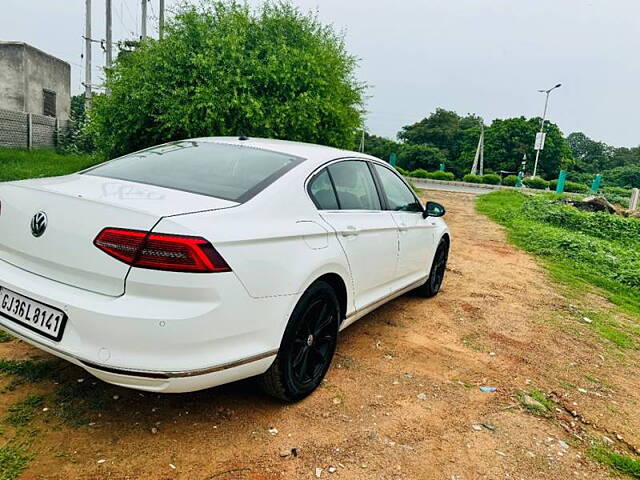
<box><xmin>94</xmin><ymin>228</ymin><xmax>231</xmax><ymax>273</ymax></box>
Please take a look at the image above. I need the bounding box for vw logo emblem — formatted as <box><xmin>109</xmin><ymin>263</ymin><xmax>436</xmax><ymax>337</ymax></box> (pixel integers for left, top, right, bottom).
<box><xmin>30</xmin><ymin>211</ymin><xmax>48</xmax><ymax>238</ymax></box>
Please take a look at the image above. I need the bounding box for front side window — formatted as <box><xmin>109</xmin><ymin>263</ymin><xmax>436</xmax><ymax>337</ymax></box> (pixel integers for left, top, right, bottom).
<box><xmin>85</xmin><ymin>141</ymin><xmax>303</xmax><ymax>202</ymax></box>
<box><xmin>374</xmin><ymin>164</ymin><xmax>423</xmax><ymax>212</ymax></box>
<box><xmin>327</xmin><ymin>161</ymin><xmax>381</xmax><ymax>210</ymax></box>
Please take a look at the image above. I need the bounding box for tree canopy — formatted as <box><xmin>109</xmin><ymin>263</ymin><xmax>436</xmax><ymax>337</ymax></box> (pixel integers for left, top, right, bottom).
<box><xmin>90</xmin><ymin>1</ymin><xmax>365</xmax><ymax>158</ymax></box>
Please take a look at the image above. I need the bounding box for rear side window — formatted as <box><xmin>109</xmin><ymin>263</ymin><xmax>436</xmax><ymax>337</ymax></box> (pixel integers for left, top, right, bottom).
<box><xmin>309</xmin><ymin>170</ymin><xmax>339</xmax><ymax>210</ymax></box>
<box><xmin>85</xmin><ymin>141</ymin><xmax>303</xmax><ymax>202</ymax></box>
<box><xmin>327</xmin><ymin>161</ymin><xmax>381</xmax><ymax>210</ymax></box>
<box><xmin>373</xmin><ymin>164</ymin><xmax>423</xmax><ymax>212</ymax></box>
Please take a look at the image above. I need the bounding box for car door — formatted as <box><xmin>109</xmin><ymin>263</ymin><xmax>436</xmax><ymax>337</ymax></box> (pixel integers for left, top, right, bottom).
<box><xmin>308</xmin><ymin>160</ymin><xmax>399</xmax><ymax>311</ymax></box>
<box><xmin>372</xmin><ymin>163</ymin><xmax>436</xmax><ymax>288</ymax></box>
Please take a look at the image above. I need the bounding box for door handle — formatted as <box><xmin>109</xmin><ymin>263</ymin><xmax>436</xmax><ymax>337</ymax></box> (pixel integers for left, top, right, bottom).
<box><xmin>341</xmin><ymin>226</ymin><xmax>360</xmax><ymax>237</ymax></box>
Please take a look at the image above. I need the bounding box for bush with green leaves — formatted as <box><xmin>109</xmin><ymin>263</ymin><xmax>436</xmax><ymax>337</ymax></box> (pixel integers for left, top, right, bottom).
<box><xmin>426</xmin><ymin>170</ymin><xmax>455</xmax><ymax>181</ymax></box>
<box><xmin>409</xmin><ymin>169</ymin><xmax>429</xmax><ymax>178</ymax></box>
<box><xmin>501</xmin><ymin>175</ymin><xmax>520</xmax><ymax>187</ymax></box>
<box><xmin>394</xmin><ymin>166</ymin><xmax>408</xmax><ymax>176</ymax></box>
<box><xmin>91</xmin><ymin>1</ymin><xmax>365</xmax><ymax>158</ymax></box>
<box><xmin>481</xmin><ymin>173</ymin><xmax>501</xmax><ymax>185</ymax></box>
<box><xmin>549</xmin><ymin>179</ymin><xmax>589</xmax><ymax>193</ymax></box>
<box><xmin>462</xmin><ymin>174</ymin><xmax>483</xmax><ymax>184</ymax></box>
<box><xmin>523</xmin><ymin>177</ymin><xmax>549</xmax><ymax>190</ymax></box>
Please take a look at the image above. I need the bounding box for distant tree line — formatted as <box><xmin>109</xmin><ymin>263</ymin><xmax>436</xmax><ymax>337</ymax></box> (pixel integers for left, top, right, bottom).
<box><xmin>363</xmin><ymin>108</ymin><xmax>640</xmax><ymax>188</ymax></box>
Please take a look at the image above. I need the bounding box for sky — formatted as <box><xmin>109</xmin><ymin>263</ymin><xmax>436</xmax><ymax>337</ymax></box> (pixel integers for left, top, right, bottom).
<box><xmin>2</xmin><ymin>0</ymin><xmax>639</xmax><ymax>147</ymax></box>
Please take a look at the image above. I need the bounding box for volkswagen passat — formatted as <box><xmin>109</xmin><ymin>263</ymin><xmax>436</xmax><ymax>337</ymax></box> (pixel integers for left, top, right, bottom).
<box><xmin>0</xmin><ymin>138</ymin><xmax>449</xmax><ymax>401</ymax></box>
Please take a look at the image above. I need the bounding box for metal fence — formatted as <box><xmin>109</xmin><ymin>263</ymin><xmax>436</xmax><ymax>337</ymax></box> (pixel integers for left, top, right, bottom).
<box><xmin>0</xmin><ymin>108</ymin><xmax>72</xmax><ymax>149</ymax></box>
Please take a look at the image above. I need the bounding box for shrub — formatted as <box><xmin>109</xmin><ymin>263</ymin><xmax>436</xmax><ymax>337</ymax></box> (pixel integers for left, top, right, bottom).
<box><xmin>501</xmin><ymin>175</ymin><xmax>520</xmax><ymax>187</ymax></box>
<box><xmin>91</xmin><ymin>1</ymin><xmax>365</xmax><ymax>158</ymax></box>
<box><xmin>462</xmin><ymin>174</ymin><xmax>483</xmax><ymax>184</ymax></box>
<box><xmin>549</xmin><ymin>179</ymin><xmax>589</xmax><ymax>193</ymax></box>
<box><xmin>409</xmin><ymin>169</ymin><xmax>429</xmax><ymax>178</ymax></box>
<box><xmin>481</xmin><ymin>174</ymin><xmax>501</xmax><ymax>185</ymax></box>
<box><xmin>394</xmin><ymin>166</ymin><xmax>408</xmax><ymax>176</ymax></box>
<box><xmin>523</xmin><ymin>177</ymin><xmax>549</xmax><ymax>190</ymax></box>
<box><xmin>426</xmin><ymin>170</ymin><xmax>455</xmax><ymax>181</ymax></box>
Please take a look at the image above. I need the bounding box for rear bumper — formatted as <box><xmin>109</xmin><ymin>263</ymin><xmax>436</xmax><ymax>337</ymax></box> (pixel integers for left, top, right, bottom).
<box><xmin>0</xmin><ymin>258</ymin><xmax>294</xmax><ymax>392</ymax></box>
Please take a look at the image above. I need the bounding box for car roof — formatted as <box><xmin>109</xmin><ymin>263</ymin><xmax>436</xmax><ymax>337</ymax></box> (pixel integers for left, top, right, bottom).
<box><xmin>191</xmin><ymin>136</ymin><xmax>381</xmax><ymax>166</ymax></box>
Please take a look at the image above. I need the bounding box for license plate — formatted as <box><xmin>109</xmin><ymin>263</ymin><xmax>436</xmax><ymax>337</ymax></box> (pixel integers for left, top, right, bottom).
<box><xmin>0</xmin><ymin>287</ymin><xmax>67</xmax><ymax>341</ymax></box>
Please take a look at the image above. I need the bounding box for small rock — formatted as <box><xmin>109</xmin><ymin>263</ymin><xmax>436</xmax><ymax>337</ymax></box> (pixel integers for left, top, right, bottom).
<box><xmin>151</xmin><ymin>427</ymin><xmax>158</xmax><ymax>434</ymax></box>
<box><xmin>496</xmin><ymin>451</ymin><xmax>507</xmax><ymax>457</ymax></box>
<box><xmin>42</xmin><ymin>407</ymin><xmax>49</xmax><ymax>412</ymax></box>
<box><xmin>472</xmin><ymin>424</ymin><xmax>483</xmax><ymax>431</ymax></box>
<box><xmin>603</xmin><ymin>436</ymin><xmax>614</xmax><ymax>444</ymax></box>
<box><xmin>521</xmin><ymin>394</ymin><xmax>547</xmax><ymax>411</ymax></box>
<box><xmin>268</xmin><ymin>427</ymin><xmax>279</xmax><ymax>435</ymax></box>
<box><xmin>315</xmin><ymin>467</ymin><xmax>323</xmax><ymax>478</ymax></box>
<box><xmin>417</xmin><ymin>393</ymin><xmax>427</xmax><ymax>401</ymax></box>
<box><xmin>169</xmin><ymin>464</ymin><xmax>176</xmax><ymax>470</ymax></box>
<box><xmin>328</xmin><ymin>466</ymin><xmax>337</xmax><ymax>473</ymax></box>
<box><xmin>97</xmin><ymin>459</ymin><xmax>106</xmax><ymax>464</ymax></box>
<box><xmin>112</xmin><ymin>395</ymin><xmax>120</xmax><ymax>400</ymax></box>
<box><xmin>577</xmin><ymin>388</ymin><xmax>588</xmax><ymax>394</ymax></box>
<box><xmin>558</xmin><ymin>440</ymin><xmax>569</xmax><ymax>449</ymax></box>
<box><xmin>279</xmin><ymin>449</ymin><xmax>292</xmax><ymax>458</ymax></box>
<box><xmin>489</xmin><ymin>352</ymin><xmax>496</xmax><ymax>357</ymax></box>
<box><xmin>77</xmin><ymin>378</ymin><xmax>85</xmax><ymax>383</ymax></box>
<box><xmin>616</xmin><ymin>433</ymin><xmax>624</xmax><ymax>441</ymax></box>
<box><xmin>332</xmin><ymin>397</ymin><xmax>342</xmax><ymax>405</ymax></box>
<box><xmin>581</xmin><ymin>317</ymin><xmax>592</xmax><ymax>324</ymax></box>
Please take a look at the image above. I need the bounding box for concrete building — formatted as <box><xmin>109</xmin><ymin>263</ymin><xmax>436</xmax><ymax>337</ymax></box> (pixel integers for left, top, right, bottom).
<box><xmin>0</xmin><ymin>41</ymin><xmax>71</xmax><ymax>120</ymax></box>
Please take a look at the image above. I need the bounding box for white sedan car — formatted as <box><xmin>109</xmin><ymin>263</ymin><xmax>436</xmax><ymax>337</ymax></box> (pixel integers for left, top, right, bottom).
<box><xmin>0</xmin><ymin>138</ymin><xmax>449</xmax><ymax>401</ymax></box>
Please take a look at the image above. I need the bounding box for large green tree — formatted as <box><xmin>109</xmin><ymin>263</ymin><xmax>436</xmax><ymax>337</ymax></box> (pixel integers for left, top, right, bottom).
<box><xmin>483</xmin><ymin>117</ymin><xmax>571</xmax><ymax>179</ymax></box>
<box><xmin>91</xmin><ymin>1</ymin><xmax>365</xmax><ymax>158</ymax></box>
<box><xmin>398</xmin><ymin>108</ymin><xmax>482</xmax><ymax>163</ymax></box>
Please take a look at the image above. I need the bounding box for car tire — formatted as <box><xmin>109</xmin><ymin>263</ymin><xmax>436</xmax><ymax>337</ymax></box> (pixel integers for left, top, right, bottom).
<box><xmin>415</xmin><ymin>239</ymin><xmax>449</xmax><ymax>298</ymax></box>
<box><xmin>259</xmin><ymin>280</ymin><xmax>340</xmax><ymax>402</ymax></box>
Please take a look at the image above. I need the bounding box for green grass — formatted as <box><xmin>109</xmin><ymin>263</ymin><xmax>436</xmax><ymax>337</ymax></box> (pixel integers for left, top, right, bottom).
<box><xmin>0</xmin><ymin>359</ymin><xmax>59</xmax><ymax>383</ymax></box>
<box><xmin>4</xmin><ymin>395</ymin><xmax>44</xmax><ymax>427</ymax></box>
<box><xmin>0</xmin><ymin>444</ymin><xmax>31</xmax><ymax>480</ymax></box>
<box><xmin>477</xmin><ymin>191</ymin><xmax>640</xmax><ymax>324</ymax></box>
<box><xmin>0</xmin><ymin>332</ymin><xmax>12</xmax><ymax>343</ymax></box>
<box><xmin>0</xmin><ymin>148</ymin><xmax>102</xmax><ymax>182</ymax></box>
<box><xmin>589</xmin><ymin>447</ymin><xmax>640</xmax><ymax>478</ymax></box>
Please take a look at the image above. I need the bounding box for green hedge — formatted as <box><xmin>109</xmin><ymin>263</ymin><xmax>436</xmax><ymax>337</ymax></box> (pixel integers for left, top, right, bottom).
<box><xmin>409</xmin><ymin>169</ymin><xmax>429</xmax><ymax>178</ymax></box>
<box><xmin>501</xmin><ymin>175</ymin><xmax>520</xmax><ymax>187</ymax></box>
<box><xmin>549</xmin><ymin>179</ymin><xmax>589</xmax><ymax>193</ymax></box>
<box><xmin>394</xmin><ymin>166</ymin><xmax>408</xmax><ymax>176</ymax></box>
<box><xmin>462</xmin><ymin>174</ymin><xmax>483</xmax><ymax>183</ymax></box>
<box><xmin>523</xmin><ymin>177</ymin><xmax>549</xmax><ymax>190</ymax></box>
<box><xmin>482</xmin><ymin>173</ymin><xmax>501</xmax><ymax>185</ymax></box>
<box><xmin>426</xmin><ymin>170</ymin><xmax>455</xmax><ymax>181</ymax></box>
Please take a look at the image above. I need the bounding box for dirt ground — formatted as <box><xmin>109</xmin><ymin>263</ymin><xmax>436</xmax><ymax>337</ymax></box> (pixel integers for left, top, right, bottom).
<box><xmin>2</xmin><ymin>190</ymin><xmax>640</xmax><ymax>479</ymax></box>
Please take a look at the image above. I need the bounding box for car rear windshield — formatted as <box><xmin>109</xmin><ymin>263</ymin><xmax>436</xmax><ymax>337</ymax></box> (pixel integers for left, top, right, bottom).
<box><xmin>85</xmin><ymin>141</ymin><xmax>304</xmax><ymax>202</ymax></box>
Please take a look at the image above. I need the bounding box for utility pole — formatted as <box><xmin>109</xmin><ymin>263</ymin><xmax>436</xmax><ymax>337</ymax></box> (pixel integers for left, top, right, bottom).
<box><xmin>159</xmin><ymin>0</ymin><xmax>165</xmax><ymax>39</ymax></box>
<box><xmin>105</xmin><ymin>0</ymin><xmax>112</xmax><ymax>69</ymax></box>
<box><xmin>84</xmin><ymin>0</ymin><xmax>92</xmax><ymax>109</ymax></box>
<box><xmin>141</xmin><ymin>0</ymin><xmax>148</xmax><ymax>39</ymax></box>
<box><xmin>532</xmin><ymin>83</ymin><xmax>562</xmax><ymax>177</ymax></box>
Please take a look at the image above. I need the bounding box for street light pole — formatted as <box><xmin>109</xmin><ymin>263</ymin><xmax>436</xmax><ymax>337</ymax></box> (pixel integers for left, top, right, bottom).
<box><xmin>532</xmin><ymin>83</ymin><xmax>562</xmax><ymax>178</ymax></box>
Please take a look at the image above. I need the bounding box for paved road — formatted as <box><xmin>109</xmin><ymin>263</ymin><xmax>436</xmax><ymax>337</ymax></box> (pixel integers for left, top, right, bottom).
<box><xmin>412</xmin><ymin>179</ymin><xmax>494</xmax><ymax>195</ymax></box>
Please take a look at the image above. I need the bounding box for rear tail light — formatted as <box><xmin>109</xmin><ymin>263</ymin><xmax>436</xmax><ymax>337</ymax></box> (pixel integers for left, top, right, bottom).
<box><xmin>94</xmin><ymin>228</ymin><xmax>231</xmax><ymax>273</ymax></box>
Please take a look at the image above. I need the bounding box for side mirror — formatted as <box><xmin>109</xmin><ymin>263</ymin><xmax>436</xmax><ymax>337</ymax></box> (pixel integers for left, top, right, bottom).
<box><xmin>423</xmin><ymin>201</ymin><xmax>446</xmax><ymax>218</ymax></box>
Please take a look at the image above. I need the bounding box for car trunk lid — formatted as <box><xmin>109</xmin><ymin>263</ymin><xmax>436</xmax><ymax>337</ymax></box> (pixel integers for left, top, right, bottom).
<box><xmin>0</xmin><ymin>174</ymin><xmax>237</xmax><ymax>296</ymax></box>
